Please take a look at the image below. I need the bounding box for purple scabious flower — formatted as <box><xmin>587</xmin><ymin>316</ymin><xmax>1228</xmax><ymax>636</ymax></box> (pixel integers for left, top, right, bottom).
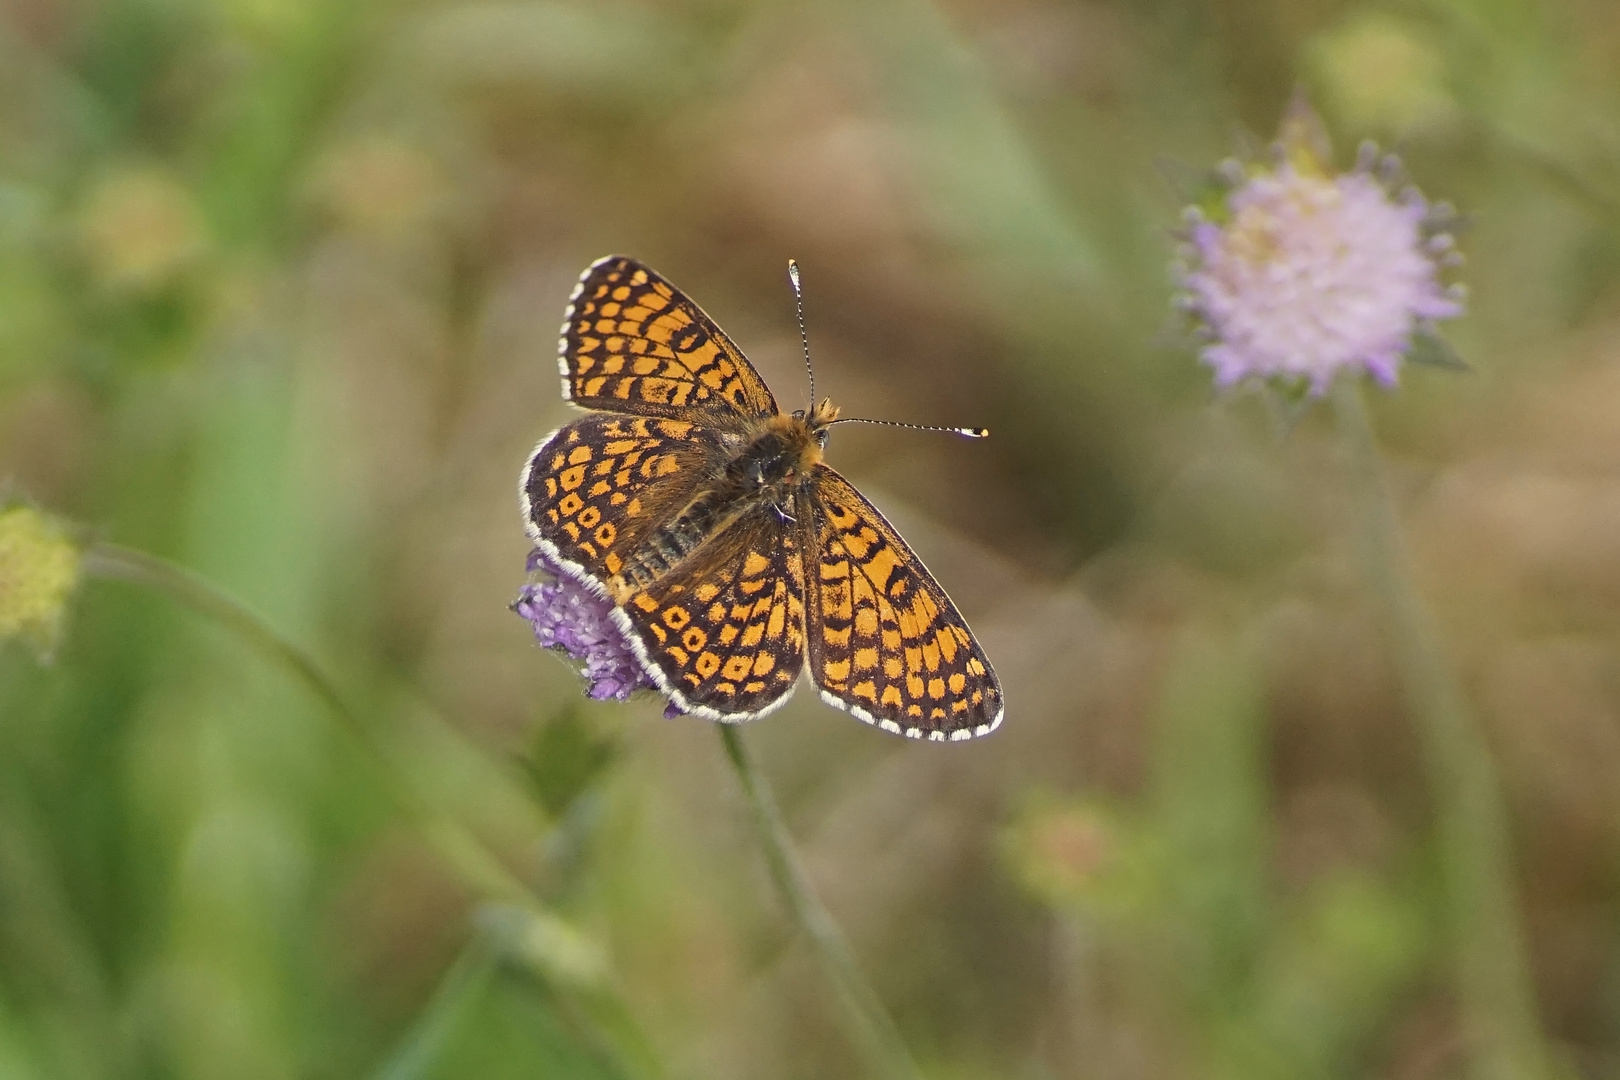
<box><xmin>1175</xmin><ymin>100</ymin><xmax>1464</xmax><ymax>394</ymax></box>
<box><xmin>514</xmin><ymin>549</ymin><xmax>658</xmax><ymax>704</ymax></box>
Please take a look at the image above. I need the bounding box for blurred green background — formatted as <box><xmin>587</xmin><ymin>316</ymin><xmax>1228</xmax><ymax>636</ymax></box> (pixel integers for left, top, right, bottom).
<box><xmin>5</xmin><ymin>0</ymin><xmax>1620</xmax><ymax>1076</ymax></box>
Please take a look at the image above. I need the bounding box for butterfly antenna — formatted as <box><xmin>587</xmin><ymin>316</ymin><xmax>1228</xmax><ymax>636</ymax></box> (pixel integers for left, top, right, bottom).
<box><xmin>828</xmin><ymin>416</ymin><xmax>989</xmax><ymax>439</ymax></box>
<box><xmin>788</xmin><ymin>259</ymin><xmax>814</xmax><ymax>408</ymax></box>
<box><xmin>790</xmin><ymin>260</ymin><xmax>987</xmax><ymax>439</ymax></box>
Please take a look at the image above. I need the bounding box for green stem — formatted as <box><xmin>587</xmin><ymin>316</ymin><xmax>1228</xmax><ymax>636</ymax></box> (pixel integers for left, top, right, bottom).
<box><xmin>371</xmin><ymin>926</ymin><xmax>501</xmax><ymax>1080</ymax></box>
<box><xmin>83</xmin><ymin>542</ymin><xmax>359</xmax><ymax>738</ymax></box>
<box><xmin>718</xmin><ymin>725</ymin><xmax>925</xmax><ymax>1080</ymax></box>
<box><xmin>1330</xmin><ymin>380</ymin><xmax>1551</xmax><ymax>1080</ymax></box>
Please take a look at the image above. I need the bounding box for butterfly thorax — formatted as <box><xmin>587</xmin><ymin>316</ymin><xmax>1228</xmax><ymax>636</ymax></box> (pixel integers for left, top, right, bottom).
<box><xmin>608</xmin><ymin>401</ymin><xmax>839</xmax><ymax>599</ymax></box>
<box><xmin>746</xmin><ymin>399</ymin><xmax>838</xmax><ymax>477</ymax></box>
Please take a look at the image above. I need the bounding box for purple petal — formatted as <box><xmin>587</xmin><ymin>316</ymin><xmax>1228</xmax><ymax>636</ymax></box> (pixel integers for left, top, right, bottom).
<box><xmin>515</xmin><ymin>549</ymin><xmax>663</xmax><ymax>705</ymax></box>
<box><xmin>1173</xmin><ymin>129</ymin><xmax>1465</xmax><ymax>395</ymax></box>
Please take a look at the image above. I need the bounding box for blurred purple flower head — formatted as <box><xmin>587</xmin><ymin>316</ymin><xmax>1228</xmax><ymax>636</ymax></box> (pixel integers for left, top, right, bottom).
<box><xmin>1175</xmin><ymin>100</ymin><xmax>1464</xmax><ymax>394</ymax></box>
<box><xmin>514</xmin><ymin>548</ymin><xmax>661</xmax><ymax>705</ymax></box>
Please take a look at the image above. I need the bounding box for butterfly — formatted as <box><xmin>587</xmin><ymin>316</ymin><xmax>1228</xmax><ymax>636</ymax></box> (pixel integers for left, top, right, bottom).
<box><xmin>520</xmin><ymin>256</ymin><xmax>1003</xmax><ymax>740</ymax></box>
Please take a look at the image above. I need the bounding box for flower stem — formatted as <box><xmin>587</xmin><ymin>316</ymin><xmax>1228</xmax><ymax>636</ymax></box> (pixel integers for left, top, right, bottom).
<box><xmin>83</xmin><ymin>542</ymin><xmax>359</xmax><ymax>735</ymax></box>
<box><xmin>1330</xmin><ymin>380</ymin><xmax>1551</xmax><ymax>1080</ymax></box>
<box><xmin>717</xmin><ymin>725</ymin><xmax>925</xmax><ymax>1080</ymax></box>
<box><xmin>371</xmin><ymin>924</ymin><xmax>501</xmax><ymax>1080</ymax></box>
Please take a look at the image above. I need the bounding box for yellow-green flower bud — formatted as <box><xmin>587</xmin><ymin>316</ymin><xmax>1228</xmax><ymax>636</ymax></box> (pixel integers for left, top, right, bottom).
<box><xmin>0</xmin><ymin>506</ymin><xmax>81</xmax><ymax>655</ymax></box>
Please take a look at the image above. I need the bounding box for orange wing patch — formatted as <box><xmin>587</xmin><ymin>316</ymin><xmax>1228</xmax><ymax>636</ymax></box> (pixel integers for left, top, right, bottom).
<box><xmin>523</xmin><ymin>413</ymin><xmax>723</xmax><ymax>588</ymax></box>
<box><xmin>802</xmin><ymin>467</ymin><xmax>1002</xmax><ymax>740</ymax></box>
<box><xmin>560</xmin><ymin>256</ymin><xmax>779</xmax><ymax>421</ymax></box>
<box><xmin>615</xmin><ymin>511</ymin><xmax>806</xmax><ymax>721</ymax></box>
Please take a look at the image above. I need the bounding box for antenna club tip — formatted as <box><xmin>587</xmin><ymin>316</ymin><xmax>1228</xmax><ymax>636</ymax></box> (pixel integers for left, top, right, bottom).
<box><xmin>787</xmin><ymin>259</ymin><xmax>801</xmax><ymax>284</ymax></box>
<box><xmin>957</xmin><ymin>427</ymin><xmax>990</xmax><ymax>438</ymax></box>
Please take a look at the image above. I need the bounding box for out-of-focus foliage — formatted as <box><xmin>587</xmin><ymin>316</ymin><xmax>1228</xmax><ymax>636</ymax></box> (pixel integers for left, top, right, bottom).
<box><xmin>4</xmin><ymin>0</ymin><xmax>1620</xmax><ymax>1077</ymax></box>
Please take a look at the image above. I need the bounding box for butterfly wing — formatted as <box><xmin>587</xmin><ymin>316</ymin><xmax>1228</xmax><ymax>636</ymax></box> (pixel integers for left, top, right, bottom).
<box><xmin>801</xmin><ymin>466</ymin><xmax>1003</xmax><ymax>740</ymax></box>
<box><xmin>614</xmin><ymin>507</ymin><xmax>806</xmax><ymax>721</ymax></box>
<box><xmin>522</xmin><ymin>413</ymin><xmax>726</xmax><ymax>590</ymax></box>
<box><xmin>559</xmin><ymin>256</ymin><xmax>780</xmax><ymax>422</ymax></box>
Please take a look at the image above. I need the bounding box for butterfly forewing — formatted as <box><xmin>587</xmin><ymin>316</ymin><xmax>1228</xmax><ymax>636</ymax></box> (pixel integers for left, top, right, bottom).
<box><xmin>616</xmin><ymin>509</ymin><xmax>806</xmax><ymax>720</ymax></box>
<box><xmin>560</xmin><ymin>256</ymin><xmax>779</xmax><ymax>421</ymax></box>
<box><xmin>522</xmin><ymin>413</ymin><xmax>725</xmax><ymax>587</ymax></box>
<box><xmin>800</xmin><ymin>466</ymin><xmax>1003</xmax><ymax>740</ymax></box>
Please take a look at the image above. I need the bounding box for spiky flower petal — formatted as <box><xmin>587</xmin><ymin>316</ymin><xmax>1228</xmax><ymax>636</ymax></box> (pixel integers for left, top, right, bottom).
<box><xmin>514</xmin><ymin>550</ymin><xmax>653</xmax><ymax>702</ymax></box>
<box><xmin>514</xmin><ymin>550</ymin><xmax>684</xmax><ymax>717</ymax></box>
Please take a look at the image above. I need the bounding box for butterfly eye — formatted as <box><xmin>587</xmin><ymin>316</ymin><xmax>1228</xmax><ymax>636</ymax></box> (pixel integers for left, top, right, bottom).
<box><xmin>791</xmin><ymin>409</ymin><xmax>806</xmax><ymax>421</ymax></box>
<box><xmin>816</xmin><ymin>429</ymin><xmax>829</xmax><ymax>449</ymax></box>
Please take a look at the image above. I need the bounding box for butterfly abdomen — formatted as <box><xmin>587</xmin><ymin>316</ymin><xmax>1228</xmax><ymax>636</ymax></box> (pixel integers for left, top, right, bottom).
<box><xmin>619</xmin><ymin>416</ymin><xmax>825</xmax><ymax>591</ymax></box>
<box><xmin>621</xmin><ymin>494</ymin><xmax>722</xmax><ymax>588</ymax></box>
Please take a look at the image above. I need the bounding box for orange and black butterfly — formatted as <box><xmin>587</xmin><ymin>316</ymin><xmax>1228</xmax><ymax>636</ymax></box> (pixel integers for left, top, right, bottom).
<box><xmin>520</xmin><ymin>256</ymin><xmax>1002</xmax><ymax>740</ymax></box>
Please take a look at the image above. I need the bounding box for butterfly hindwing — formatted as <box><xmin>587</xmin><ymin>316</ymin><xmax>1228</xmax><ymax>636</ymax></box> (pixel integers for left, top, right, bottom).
<box><xmin>560</xmin><ymin>256</ymin><xmax>779</xmax><ymax>422</ymax></box>
<box><xmin>615</xmin><ymin>508</ymin><xmax>806</xmax><ymax>721</ymax></box>
<box><xmin>522</xmin><ymin>413</ymin><xmax>725</xmax><ymax>589</ymax></box>
<box><xmin>801</xmin><ymin>466</ymin><xmax>1003</xmax><ymax>740</ymax></box>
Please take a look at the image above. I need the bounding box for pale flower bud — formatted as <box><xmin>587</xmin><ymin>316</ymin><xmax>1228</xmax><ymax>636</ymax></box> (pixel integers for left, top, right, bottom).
<box><xmin>0</xmin><ymin>506</ymin><xmax>81</xmax><ymax>656</ymax></box>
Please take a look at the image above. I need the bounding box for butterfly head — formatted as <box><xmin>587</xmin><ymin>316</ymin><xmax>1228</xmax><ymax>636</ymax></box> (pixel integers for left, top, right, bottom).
<box><xmin>791</xmin><ymin>397</ymin><xmax>841</xmax><ymax>450</ymax></box>
<box><xmin>757</xmin><ymin>398</ymin><xmax>839</xmax><ymax>485</ymax></box>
